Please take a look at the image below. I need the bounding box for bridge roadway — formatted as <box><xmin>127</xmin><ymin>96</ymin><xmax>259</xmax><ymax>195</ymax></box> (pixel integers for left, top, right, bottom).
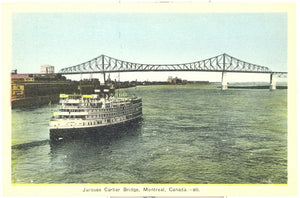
<box><xmin>58</xmin><ymin>53</ymin><xmax>287</xmax><ymax>90</ymax></box>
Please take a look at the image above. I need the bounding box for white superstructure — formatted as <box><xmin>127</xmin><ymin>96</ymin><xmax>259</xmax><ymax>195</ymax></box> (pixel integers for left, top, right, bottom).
<box><xmin>50</xmin><ymin>93</ymin><xmax>142</xmax><ymax>130</ymax></box>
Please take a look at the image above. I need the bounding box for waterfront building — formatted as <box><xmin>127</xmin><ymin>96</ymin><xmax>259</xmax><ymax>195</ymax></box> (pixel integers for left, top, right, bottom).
<box><xmin>10</xmin><ymin>70</ymin><xmax>77</xmax><ymax>108</ymax></box>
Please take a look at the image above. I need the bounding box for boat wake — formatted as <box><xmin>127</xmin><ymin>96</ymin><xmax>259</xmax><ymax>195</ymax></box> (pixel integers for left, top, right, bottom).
<box><xmin>11</xmin><ymin>140</ymin><xmax>49</xmax><ymax>150</ymax></box>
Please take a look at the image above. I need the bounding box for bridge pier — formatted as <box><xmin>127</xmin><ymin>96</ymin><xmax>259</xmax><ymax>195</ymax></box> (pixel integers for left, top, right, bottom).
<box><xmin>270</xmin><ymin>73</ymin><xmax>276</xmax><ymax>91</ymax></box>
<box><xmin>221</xmin><ymin>72</ymin><xmax>228</xmax><ymax>90</ymax></box>
<box><xmin>99</xmin><ymin>73</ymin><xmax>106</xmax><ymax>85</ymax></box>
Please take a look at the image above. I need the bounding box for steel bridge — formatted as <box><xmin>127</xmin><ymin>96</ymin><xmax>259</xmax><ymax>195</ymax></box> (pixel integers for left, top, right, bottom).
<box><xmin>58</xmin><ymin>53</ymin><xmax>287</xmax><ymax>90</ymax></box>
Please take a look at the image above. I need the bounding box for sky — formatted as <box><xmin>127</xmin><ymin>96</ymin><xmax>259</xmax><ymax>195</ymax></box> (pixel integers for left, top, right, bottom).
<box><xmin>12</xmin><ymin>12</ymin><xmax>287</xmax><ymax>82</ymax></box>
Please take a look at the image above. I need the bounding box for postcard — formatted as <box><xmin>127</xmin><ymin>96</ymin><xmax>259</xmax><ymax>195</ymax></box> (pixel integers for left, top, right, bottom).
<box><xmin>2</xmin><ymin>1</ymin><xmax>297</xmax><ymax>197</ymax></box>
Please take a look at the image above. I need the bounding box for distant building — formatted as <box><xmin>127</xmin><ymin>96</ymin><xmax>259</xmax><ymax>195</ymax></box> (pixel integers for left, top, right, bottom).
<box><xmin>167</xmin><ymin>76</ymin><xmax>173</xmax><ymax>83</ymax></box>
<box><xmin>41</xmin><ymin>64</ymin><xmax>55</xmax><ymax>74</ymax></box>
<box><xmin>167</xmin><ymin>76</ymin><xmax>183</xmax><ymax>84</ymax></box>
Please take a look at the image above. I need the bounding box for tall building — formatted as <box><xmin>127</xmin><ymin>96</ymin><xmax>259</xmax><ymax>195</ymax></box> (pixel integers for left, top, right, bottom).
<box><xmin>41</xmin><ymin>64</ymin><xmax>55</xmax><ymax>74</ymax></box>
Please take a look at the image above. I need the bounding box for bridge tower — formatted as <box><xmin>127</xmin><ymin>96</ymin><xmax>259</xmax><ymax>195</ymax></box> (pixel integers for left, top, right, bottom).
<box><xmin>221</xmin><ymin>54</ymin><xmax>228</xmax><ymax>90</ymax></box>
<box><xmin>99</xmin><ymin>55</ymin><xmax>106</xmax><ymax>85</ymax></box>
<box><xmin>99</xmin><ymin>73</ymin><xmax>106</xmax><ymax>85</ymax></box>
<box><xmin>221</xmin><ymin>72</ymin><xmax>228</xmax><ymax>90</ymax></box>
<box><xmin>270</xmin><ymin>73</ymin><xmax>276</xmax><ymax>90</ymax></box>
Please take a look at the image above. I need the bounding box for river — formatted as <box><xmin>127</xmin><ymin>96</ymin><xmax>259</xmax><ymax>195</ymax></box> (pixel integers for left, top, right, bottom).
<box><xmin>11</xmin><ymin>84</ymin><xmax>287</xmax><ymax>184</ymax></box>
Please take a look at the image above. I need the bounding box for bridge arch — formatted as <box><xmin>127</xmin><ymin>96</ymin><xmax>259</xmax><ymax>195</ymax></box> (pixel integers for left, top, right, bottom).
<box><xmin>59</xmin><ymin>53</ymin><xmax>272</xmax><ymax>74</ymax></box>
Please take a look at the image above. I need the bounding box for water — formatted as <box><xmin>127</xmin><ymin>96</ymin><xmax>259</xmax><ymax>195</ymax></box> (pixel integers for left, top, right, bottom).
<box><xmin>11</xmin><ymin>85</ymin><xmax>287</xmax><ymax>184</ymax></box>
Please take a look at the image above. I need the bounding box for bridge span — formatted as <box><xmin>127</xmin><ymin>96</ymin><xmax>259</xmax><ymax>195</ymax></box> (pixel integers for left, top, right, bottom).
<box><xmin>58</xmin><ymin>53</ymin><xmax>287</xmax><ymax>90</ymax></box>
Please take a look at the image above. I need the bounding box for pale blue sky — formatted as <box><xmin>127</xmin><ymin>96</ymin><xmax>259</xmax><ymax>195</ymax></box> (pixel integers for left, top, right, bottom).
<box><xmin>12</xmin><ymin>13</ymin><xmax>287</xmax><ymax>82</ymax></box>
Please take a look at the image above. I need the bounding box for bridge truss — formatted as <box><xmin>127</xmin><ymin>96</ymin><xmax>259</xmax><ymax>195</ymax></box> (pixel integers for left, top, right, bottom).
<box><xmin>58</xmin><ymin>53</ymin><xmax>286</xmax><ymax>76</ymax></box>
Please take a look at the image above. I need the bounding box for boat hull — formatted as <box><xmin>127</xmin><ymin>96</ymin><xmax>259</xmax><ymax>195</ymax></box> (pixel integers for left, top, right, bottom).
<box><xmin>50</xmin><ymin>117</ymin><xmax>142</xmax><ymax>142</ymax></box>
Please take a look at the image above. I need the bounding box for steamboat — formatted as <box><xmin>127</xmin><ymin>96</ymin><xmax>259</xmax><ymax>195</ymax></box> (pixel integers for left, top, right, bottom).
<box><xmin>49</xmin><ymin>85</ymin><xmax>142</xmax><ymax>141</ymax></box>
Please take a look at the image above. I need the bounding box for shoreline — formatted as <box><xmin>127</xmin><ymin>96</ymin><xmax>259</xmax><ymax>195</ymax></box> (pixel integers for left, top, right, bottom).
<box><xmin>11</xmin><ymin>84</ymin><xmax>287</xmax><ymax>109</ymax></box>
